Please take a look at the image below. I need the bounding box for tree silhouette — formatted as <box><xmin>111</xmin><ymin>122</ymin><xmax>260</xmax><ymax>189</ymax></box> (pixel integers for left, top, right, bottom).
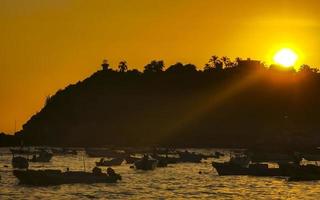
<box><xmin>166</xmin><ymin>62</ymin><xmax>184</xmax><ymax>73</ymax></box>
<box><xmin>118</xmin><ymin>61</ymin><xmax>128</xmax><ymax>72</ymax></box>
<box><xmin>300</xmin><ymin>64</ymin><xmax>319</xmax><ymax>74</ymax></box>
<box><xmin>184</xmin><ymin>64</ymin><xmax>197</xmax><ymax>72</ymax></box>
<box><xmin>221</xmin><ymin>56</ymin><xmax>232</xmax><ymax>68</ymax></box>
<box><xmin>166</xmin><ymin>63</ymin><xmax>197</xmax><ymax>73</ymax></box>
<box><xmin>204</xmin><ymin>56</ymin><xmax>223</xmax><ymax>72</ymax></box>
<box><xmin>235</xmin><ymin>57</ymin><xmax>242</xmax><ymax>63</ymax></box>
<box><xmin>144</xmin><ymin>60</ymin><xmax>165</xmax><ymax>73</ymax></box>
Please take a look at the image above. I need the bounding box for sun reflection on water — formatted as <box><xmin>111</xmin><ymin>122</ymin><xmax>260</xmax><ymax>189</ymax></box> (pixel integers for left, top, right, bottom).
<box><xmin>1</xmin><ymin>148</ymin><xmax>320</xmax><ymax>199</ymax></box>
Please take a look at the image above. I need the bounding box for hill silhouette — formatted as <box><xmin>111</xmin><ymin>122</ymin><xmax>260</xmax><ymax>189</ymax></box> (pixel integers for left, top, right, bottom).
<box><xmin>10</xmin><ymin>57</ymin><xmax>320</xmax><ymax>149</ymax></box>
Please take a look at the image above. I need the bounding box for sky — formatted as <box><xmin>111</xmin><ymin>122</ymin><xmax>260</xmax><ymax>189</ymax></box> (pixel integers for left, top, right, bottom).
<box><xmin>0</xmin><ymin>0</ymin><xmax>319</xmax><ymax>134</ymax></box>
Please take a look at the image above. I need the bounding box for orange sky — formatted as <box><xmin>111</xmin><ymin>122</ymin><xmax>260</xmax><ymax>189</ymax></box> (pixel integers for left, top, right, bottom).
<box><xmin>0</xmin><ymin>0</ymin><xmax>319</xmax><ymax>134</ymax></box>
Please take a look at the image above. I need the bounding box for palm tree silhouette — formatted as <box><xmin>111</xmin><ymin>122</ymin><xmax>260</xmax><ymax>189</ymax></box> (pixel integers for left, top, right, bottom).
<box><xmin>221</xmin><ymin>56</ymin><xmax>231</xmax><ymax>68</ymax></box>
<box><xmin>118</xmin><ymin>61</ymin><xmax>128</xmax><ymax>72</ymax></box>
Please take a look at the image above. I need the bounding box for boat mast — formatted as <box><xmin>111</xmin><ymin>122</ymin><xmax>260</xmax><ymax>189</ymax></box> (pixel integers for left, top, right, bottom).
<box><xmin>82</xmin><ymin>154</ymin><xmax>86</xmax><ymax>172</ymax></box>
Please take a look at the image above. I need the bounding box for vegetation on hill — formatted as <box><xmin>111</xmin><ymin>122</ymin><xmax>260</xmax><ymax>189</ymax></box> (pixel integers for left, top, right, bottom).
<box><xmin>10</xmin><ymin>56</ymin><xmax>320</xmax><ymax>148</ymax></box>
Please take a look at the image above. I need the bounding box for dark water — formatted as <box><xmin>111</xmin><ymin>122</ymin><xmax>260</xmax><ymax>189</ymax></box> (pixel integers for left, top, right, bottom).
<box><xmin>1</xmin><ymin>148</ymin><xmax>320</xmax><ymax>199</ymax></box>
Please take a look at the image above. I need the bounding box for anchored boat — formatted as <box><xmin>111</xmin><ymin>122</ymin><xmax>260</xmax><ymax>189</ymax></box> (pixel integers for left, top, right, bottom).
<box><xmin>134</xmin><ymin>155</ymin><xmax>158</xmax><ymax>170</ymax></box>
<box><xmin>13</xmin><ymin>167</ymin><xmax>121</xmax><ymax>186</ymax></box>
<box><xmin>96</xmin><ymin>157</ymin><xmax>124</xmax><ymax>167</ymax></box>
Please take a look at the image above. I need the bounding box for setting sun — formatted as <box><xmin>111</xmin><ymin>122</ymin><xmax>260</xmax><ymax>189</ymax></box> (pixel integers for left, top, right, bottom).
<box><xmin>273</xmin><ymin>48</ymin><xmax>298</xmax><ymax>67</ymax></box>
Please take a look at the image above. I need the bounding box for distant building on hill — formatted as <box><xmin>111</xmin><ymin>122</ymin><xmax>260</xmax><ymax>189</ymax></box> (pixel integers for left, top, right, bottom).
<box><xmin>101</xmin><ymin>59</ymin><xmax>109</xmax><ymax>71</ymax></box>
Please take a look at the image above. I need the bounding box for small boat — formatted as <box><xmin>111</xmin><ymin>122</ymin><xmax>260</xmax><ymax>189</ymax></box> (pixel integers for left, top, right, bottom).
<box><xmin>96</xmin><ymin>158</ymin><xmax>124</xmax><ymax>166</ymax></box>
<box><xmin>212</xmin><ymin>162</ymin><xmax>248</xmax><ymax>176</ymax></box>
<box><xmin>153</xmin><ymin>155</ymin><xmax>168</xmax><ymax>167</ymax></box>
<box><xmin>151</xmin><ymin>154</ymin><xmax>178</xmax><ymax>166</ymax></box>
<box><xmin>29</xmin><ymin>151</ymin><xmax>53</xmax><ymax>162</ymax></box>
<box><xmin>213</xmin><ymin>162</ymin><xmax>288</xmax><ymax>177</ymax></box>
<box><xmin>125</xmin><ymin>156</ymin><xmax>141</xmax><ymax>164</ymax></box>
<box><xmin>12</xmin><ymin>156</ymin><xmax>29</xmax><ymax>169</ymax></box>
<box><xmin>247</xmin><ymin>163</ymin><xmax>287</xmax><ymax>177</ymax></box>
<box><xmin>134</xmin><ymin>155</ymin><xmax>158</xmax><ymax>170</ymax></box>
<box><xmin>286</xmin><ymin>164</ymin><xmax>320</xmax><ymax>181</ymax></box>
<box><xmin>13</xmin><ymin>167</ymin><xmax>121</xmax><ymax>186</ymax></box>
<box><xmin>214</xmin><ymin>155</ymin><xmax>295</xmax><ymax>177</ymax></box>
<box><xmin>178</xmin><ymin>151</ymin><xmax>203</xmax><ymax>163</ymax></box>
<box><xmin>156</xmin><ymin>159</ymin><xmax>168</xmax><ymax>168</ymax></box>
<box><xmin>212</xmin><ymin>155</ymin><xmax>250</xmax><ymax>175</ymax></box>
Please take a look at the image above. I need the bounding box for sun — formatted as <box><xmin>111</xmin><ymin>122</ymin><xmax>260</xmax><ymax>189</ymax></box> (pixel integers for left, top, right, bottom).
<box><xmin>273</xmin><ymin>48</ymin><xmax>298</xmax><ymax>67</ymax></box>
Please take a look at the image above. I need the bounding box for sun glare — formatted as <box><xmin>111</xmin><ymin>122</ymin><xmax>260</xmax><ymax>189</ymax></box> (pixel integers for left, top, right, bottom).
<box><xmin>273</xmin><ymin>48</ymin><xmax>298</xmax><ymax>67</ymax></box>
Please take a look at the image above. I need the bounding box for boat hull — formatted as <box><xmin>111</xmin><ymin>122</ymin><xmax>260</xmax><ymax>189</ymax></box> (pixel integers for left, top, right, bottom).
<box><xmin>134</xmin><ymin>159</ymin><xmax>158</xmax><ymax>170</ymax></box>
<box><xmin>213</xmin><ymin>162</ymin><xmax>290</xmax><ymax>177</ymax></box>
<box><xmin>212</xmin><ymin>162</ymin><xmax>248</xmax><ymax>175</ymax></box>
<box><xmin>96</xmin><ymin>158</ymin><xmax>124</xmax><ymax>166</ymax></box>
<box><xmin>13</xmin><ymin>170</ymin><xmax>120</xmax><ymax>186</ymax></box>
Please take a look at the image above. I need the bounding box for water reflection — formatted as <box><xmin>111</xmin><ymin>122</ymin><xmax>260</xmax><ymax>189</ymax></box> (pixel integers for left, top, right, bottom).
<box><xmin>1</xmin><ymin>148</ymin><xmax>320</xmax><ymax>199</ymax></box>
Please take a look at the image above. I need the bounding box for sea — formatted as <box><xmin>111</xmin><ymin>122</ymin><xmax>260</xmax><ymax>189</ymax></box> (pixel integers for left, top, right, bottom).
<box><xmin>1</xmin><ymin>148</ymin><xmax>320</xmax><ymax>200</ymax></box>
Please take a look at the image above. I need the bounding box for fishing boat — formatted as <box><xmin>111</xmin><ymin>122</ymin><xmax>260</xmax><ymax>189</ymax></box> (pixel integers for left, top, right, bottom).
<box><xmin>213</xmin><ymin>154</ymin><xmax>296</xmax><ymax>177</ymax></box>
<box><xmin>96</xmin><ymin>158</ymin><xmax>124</xmax><ymax>166</ymax></box>
<box><xmin>285</xmin><ymin>164</ymin><xmax>320</xmax><ymax>181</ymax></box>
<box><xmin>213</xmin><ymin>162</ymin><xmax>289</xmax><ymax>177</ymax></box>
<box><xmin>178</xmin><ymin>151</ymin><xmax>203</xmax><ymax>163</ymax></box>
<box><xmin>13</xmin><ymin>167</ymin><xmax>121</xmax><ymax>186</ymax></box>
<box><xmin>134</xmin><ymin>155</ymin><xmax>158</xmax><ymax>170</ymax></box>
<box><xmin>29</xmin><ymin>151</ymin><xmax>53</xmax><ymax>162</ymax></box>
<box><xmin>125</xmin><ymin>155</ymin><xmax>141</xmax><ymax>164</ymax></box>
<box><xmin>212</xmin><ymin>155</ymin><xmax>250</xmax><ymax>175</ymax></box>
<box><xmin>151</xmin><ymin>154</ymin><xmax>179</xmax><ymax>166</ymax></box>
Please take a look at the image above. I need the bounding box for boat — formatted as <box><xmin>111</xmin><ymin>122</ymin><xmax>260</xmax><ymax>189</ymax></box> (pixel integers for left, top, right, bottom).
<box><xmin>29</xmin><ymin>151</ymin><xmax>53</xmax><ymax>162</ymax></box>
<box><xmin>152</xmin><ymin>155</ymin><xmax>168</xmax><ymax>167</ymax></box>
<box><xmin>152</xmin><ymin>153</ymin><xmax>177</xmax><ymax>165</ymax></box>
<box><xmin>247</xmin><ymin>163</ymin><xmax>288</xmax><ymax>177</ymax></box>
<box><xmin>213</xmin><ymin>154</ymin><xmax>297</xmax><ymax>177</ymax></box>
<box><xmin>13</xmin><ymin>167</ymin><xmax>121</xmax><ymax>186</ymax></box>
<box><xmin>12</xmin><ymin>156</ymin><xmax>29</xmax><ymax>169</ymax></box>
<box><xmin>212</xmin><ymin>162</ymin><xmax>249</xmax><ymax>176</ymax></box>
<box><xmin>213</xmin><ymin>162</ymin><xmax>289</xmax><ymax>177</ymax></box>
<box><xmin>125</xmin><ymin>156</ymin><xmax>141</xmax><ymax>164</ymax></box>
<box><xmin>285</xmin><ymin>164</ymin><xmax>320</xmax><ymax>181</ymax></box>
<box><xmin>96</xmin><ymin>158</ymin><xmax>124</xmax><ymax>166</ymax></box>
<box><xmin>134</xmin><ymin>155</ymin><xmax>158</xmax><ymax>170</ymax></box>
<box><xmin>178</xmin><ymin>151</ymin><xmax>203</xmax><ymax>163</ymax></box>
<box><xmin>212</xmin><ymin>155</ymin><xmax>250</xmax><ymax>175</ymax></box>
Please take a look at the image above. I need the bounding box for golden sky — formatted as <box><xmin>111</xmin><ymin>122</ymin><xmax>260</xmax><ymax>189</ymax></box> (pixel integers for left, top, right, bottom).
<box><xmin>0</xmin><ymin>0</ymin><xmax>319</xmax><ymax>133</ymax></box>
